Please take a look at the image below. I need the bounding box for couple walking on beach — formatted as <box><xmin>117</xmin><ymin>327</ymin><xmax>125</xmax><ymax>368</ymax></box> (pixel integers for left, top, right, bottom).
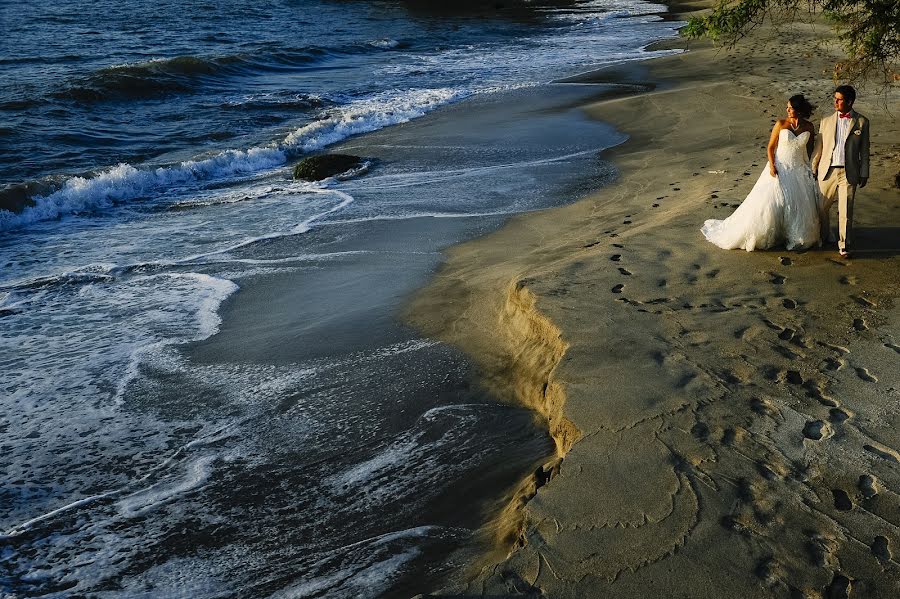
<box><xmin>702</xmin><ymin>85</ymin><xmax>870</xmax><ymax>258</ymax></box>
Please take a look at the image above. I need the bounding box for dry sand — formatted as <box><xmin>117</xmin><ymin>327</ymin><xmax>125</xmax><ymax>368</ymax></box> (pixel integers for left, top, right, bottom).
<box><xmin>409</xmin><ymin>3</ymin><xmax>900</xmax><ymax>597</ymax></box>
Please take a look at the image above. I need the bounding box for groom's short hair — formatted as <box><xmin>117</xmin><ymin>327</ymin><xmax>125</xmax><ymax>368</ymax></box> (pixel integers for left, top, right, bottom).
<box><xmin>835</xmin><ymin>85</ymin><xmax>856</xmax><ymax>104</ymax></box>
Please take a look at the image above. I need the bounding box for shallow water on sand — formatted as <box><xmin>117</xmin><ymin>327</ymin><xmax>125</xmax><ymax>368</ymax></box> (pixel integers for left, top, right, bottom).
<box><xmin>1</xmin><ymin>1</ymin><xmax>680</xmax><ymax>596</ymax></box>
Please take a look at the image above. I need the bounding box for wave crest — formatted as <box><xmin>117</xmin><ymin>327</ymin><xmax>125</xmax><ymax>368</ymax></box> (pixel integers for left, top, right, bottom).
<box><xmin>1</xmin><ymin>88</ymin><xmax>468</xmax><ymax>232</ymax></box>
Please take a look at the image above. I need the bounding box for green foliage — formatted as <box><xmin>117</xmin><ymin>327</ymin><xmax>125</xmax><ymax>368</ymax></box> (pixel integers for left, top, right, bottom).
<box><xmin>684</xmin><ymin>0</ymin><xmax>899</xmax><ymax>82</ymax></box>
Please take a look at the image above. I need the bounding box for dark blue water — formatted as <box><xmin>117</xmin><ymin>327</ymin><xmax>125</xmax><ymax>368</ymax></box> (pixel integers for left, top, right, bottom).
<box><xmin>0</xmin><ymin>1</ymin><xmax>680</xmax><ymax>596</ymax></box>
<box><xmin>0</xmin><ymin>0</ymin><xmax>677</xmax><ymax>224</ymax></box>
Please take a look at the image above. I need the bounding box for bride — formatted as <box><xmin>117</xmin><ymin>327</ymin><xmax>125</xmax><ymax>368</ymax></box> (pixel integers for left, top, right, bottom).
<box><xmin>702</xmin><ymin>94</ymin><xmax>821</xmax><ymax>251</ymax></box>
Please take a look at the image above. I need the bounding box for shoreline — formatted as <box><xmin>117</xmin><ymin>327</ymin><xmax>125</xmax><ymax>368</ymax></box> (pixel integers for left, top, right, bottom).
<box><xmin>184</xmin><ymin>80</ymin><xmax>646</xmax><ymax>597</ymax></box>
<box><xmin>409</xmin><ymin>2</ymin><xmax>900</xmax><ymax>595</ymax></box>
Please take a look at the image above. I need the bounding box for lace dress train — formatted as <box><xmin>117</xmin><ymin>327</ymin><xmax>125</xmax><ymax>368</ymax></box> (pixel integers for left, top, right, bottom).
<box><xmin>702</xmin><ymin>129</ymin><xmax>820</xmax><ymax>251</ymax></box>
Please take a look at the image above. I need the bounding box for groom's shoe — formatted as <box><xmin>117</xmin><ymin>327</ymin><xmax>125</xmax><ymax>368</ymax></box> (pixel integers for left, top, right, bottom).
<box><xmin>839</xmin><ymin>249</ymin><xmax>851</xmax><ymax>258</ymax></box>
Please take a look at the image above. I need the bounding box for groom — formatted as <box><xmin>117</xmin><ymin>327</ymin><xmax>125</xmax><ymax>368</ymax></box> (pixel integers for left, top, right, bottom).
<box><xmin>812</xmin><ymin>85</ymin><xmax>870</xmax><ymax>258</ymax></box>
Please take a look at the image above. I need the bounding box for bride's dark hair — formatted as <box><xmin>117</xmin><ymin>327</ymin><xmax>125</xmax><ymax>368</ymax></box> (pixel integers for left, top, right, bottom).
<box><xmin>788</xmin><ymin>94</ymin><xmax>815</xmax><ymax>119</ymax></box>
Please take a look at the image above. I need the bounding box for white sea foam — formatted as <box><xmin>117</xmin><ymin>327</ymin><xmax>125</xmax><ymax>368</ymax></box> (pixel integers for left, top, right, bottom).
<box><xmin>273</xmin><ymin>527</ymin><xmax>440</xmax><ymax>599</ymax></box>
<box><xmin>346</xmin><ymin>147</ymin><xmax>612</xmax><ymax>190</ymax></box>
<box><xmin>282</xmin><ymin>88</ymin><xmax>469</xmax><ymax>152</ymax></box>
<box><xmin>0</xmin><ymin>0</ymin><xmax>681</xmax><ymax>236</ymax></box>
<box><xmin>111</xmin><ymin>273</ymin><xmax>239</xmax><ymax>405</ymax></box>
<box><xmin>0</xmin><ymin>148</ymin><xmax>286</xmax><ymax>231</ymax></box>
<box><xmin>0</xmin><ymin>270</ymin><xmax>239</xmax><ymax>420</ymax></box>
<box><xmin>0</xmin><ymin>88</ymin><xmax>468</xmax><ymax>232</ymax></box>
<box><xmin>368</xmin><ymin>38</ymin><xmax>400</xmax><ymax>49</ymax></box>
<box><xmin>325</xmin><ymin>401</ymin><xmax>478</xmax><ymax>507</ymax></box>
<box><xmin>116</xmin><ymin>455</ymin><xmax>218</xmax><ymax>516</ymax></box>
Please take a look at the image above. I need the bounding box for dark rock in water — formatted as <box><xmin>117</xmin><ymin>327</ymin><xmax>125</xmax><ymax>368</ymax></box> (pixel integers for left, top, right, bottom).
<box><xmin>0</xmin><ymin>183</ymin><xmax>39</xmax><ymax>214</ymax></box>
<box><xmin>292</xmin><ymin>154</ymin><xmax>364</xmax><ymax>181</ymax></box>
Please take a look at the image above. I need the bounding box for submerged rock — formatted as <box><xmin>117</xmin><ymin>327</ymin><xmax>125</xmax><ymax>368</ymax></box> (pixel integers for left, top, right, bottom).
<box><xmin>0</xmin><ymin>183</ymin><xmax>38</xmax><ymax>214</ymax></box>
<box><xmin>292</xmin><ymin>154</ymin><xmax>364</xmax><ymax>181</ymax></box>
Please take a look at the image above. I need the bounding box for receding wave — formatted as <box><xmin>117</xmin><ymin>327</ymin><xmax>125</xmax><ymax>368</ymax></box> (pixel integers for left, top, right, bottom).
<box><xmin>0</xmin><ymin>87</ymin><xmax>468</xmax><ymax>232</ymax></box>
<box><xmin>54</xmin><ymin>55</ymin><xmax>248</xmax><ymax>101</ymax></box>
<box><xmin>219</xmin><ymin>92</ymin><xmax>328</xmax><ymax>112</ymax></box>
<box><xmin>51</xmin><ymin>43</ymin><xmax>393</xmax><ymax>103</ymax></box>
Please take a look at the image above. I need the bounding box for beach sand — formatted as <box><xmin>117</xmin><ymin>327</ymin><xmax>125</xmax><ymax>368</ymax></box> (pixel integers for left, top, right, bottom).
<box><xmin>409</xmin><ymin>3</ymin><xmax>900</xmax><ymax>597</ymax></box>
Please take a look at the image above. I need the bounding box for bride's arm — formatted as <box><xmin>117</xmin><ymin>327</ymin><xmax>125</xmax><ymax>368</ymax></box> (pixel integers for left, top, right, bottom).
<box><xmin>811</xmin><ymin>120</ymin><xmax>823</xmax><ymax>172</ymax></box>
<box><xmin>767</xmin><ymin>121</ymin><xmax>783</xmax><ymax>177</ymax></box>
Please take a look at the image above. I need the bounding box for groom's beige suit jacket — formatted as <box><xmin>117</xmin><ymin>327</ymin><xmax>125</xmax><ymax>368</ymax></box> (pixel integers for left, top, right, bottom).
<box><xmin>812</xmin><ymin>111</ymin><xmax>870</xmax><ymax>186</ymax></box>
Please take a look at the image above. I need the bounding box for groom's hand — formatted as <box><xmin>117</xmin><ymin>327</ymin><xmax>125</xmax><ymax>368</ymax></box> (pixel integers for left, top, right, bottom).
<box><xmin>859</xmin><ymin>177</ymin><xmax>868</xmax><ymax>188</ymax></box>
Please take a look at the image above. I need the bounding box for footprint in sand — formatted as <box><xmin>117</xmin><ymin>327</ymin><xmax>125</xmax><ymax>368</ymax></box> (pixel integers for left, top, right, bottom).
<box><xmin>612</xmin><ymin>243</ymin><xmax>624</xmax><ymax>248</ymax></box>
<box><xmin>782</xmin><ymin>298</ymin><xmax>797</xmax><ymax>309</ymax></box>
<box><xmin>825</xmin><ymin>573</ymin><xmax>852</xmax><ymax>598</ymax></box>
<box><xmin>839</xmin><ymin>274</ymin><xmax>858</xmax><ymax>285</ymax></box>
<box><xmin>858</xmin><ymin>474</ymin><xmax>879</xmax><ymax>499</ymax></box>
<box><xmin>617</xmin><ymin>267</ymin><xmax>632</xmax><ymax>276</ymax></box>
<box><xmin>851</xmin><ymin>295</ymin><xmax>877</xmax><ymax>308</ymax></box>
<box><xmin>611</xmin><ymin>284</ymin><xmax>624</xmax><ymax>294</ymax></box>
<box><xmin>802</xmin><ymin>379</ymin><xmax>839</xmax><ymax>407</ymax></box>
<box><xmin>832</xmin><ymin>489</ymin><xmax>854</xmax><ymax>511</ymax></box>
<box><xmin>820</xmin><ymin>357</ymin><xmax>844</xmax><ymax>371</ymax></box>
<box><xmin>885</xmin><ymin>342</ymin><xmax>900</xmax><ymax>354</ymax></box>
<box><xmin>853</xmin><ymin>318</ymin><xmax>868</xmax><ymax>331</ymax></box>
<box><xmin>750</xmin><ymin>397</ymin><xmax>781</xmax><ymax>419</ymax></box>
<box><xmin>691</xmin><ymin>421</ymin><xmax>710</xmax><ymax>441</ymax></box>
<box><xmin>769</xmin><ymin>272</ymin><xmax>786</xmax><ymax>285</ymax></box>
<box><xmin>652</xmin><ymin>203</ymin><xmax>659</xmax><ymax>208</ymax></box>
<box><xmin>818</xmin><ymin>341</ymin><xmax>850</xmax><ymax>355</ymax></box>
<box><xmin>872</xmin><ymin>536</ymin><xmax>892</xmax><ymax>563</ymax></box>
<box><xmin>778</xmin><ymin>327</ymin><xmax>795</xmax><ymax>341</ymax></box>
<box><xmin>779</xmin><ymin>256</ymin><xmax>792</xmax><ymax>266</ymax></box>
<box><xmin>610</xmin><ymin>254</ymin><xmax>621</xmax><ymax>262</ymax></box>
<box><xmin>855</xmin><ymin>367</ymin><xmax>877</xmax><ymax>383</ymax></box>
<box><xmin>803</xmin><ymin>420</ymin><xmax>829</xmax><ymax>441</ymax></box>
<box><xmin>784</xmin><ymin>370</ymin><xmax>804</xmax><ymax>385</ymax></box>
<box><xmin>623</xmin><ymin>220</ymin><xmax>632</xmax><ymax>225</ymax></box>
<box><xmin>776</xmin><ymin>345</ymin><xmax>802</xmax><ymax>360</ymax></box>
<box><xmin>774</xmin><ymin>328</ymin><xmax>808</xmax><ymax>350</ymax></box>
<box><xmin>863</xmin><ymin>443</ymin><xmax>900</xmax><ymax>463</ymax></box>
<box><xmin>829</xmin><ymin>408</ymin><xmax>851</xmax><ymax>424</ymax></box>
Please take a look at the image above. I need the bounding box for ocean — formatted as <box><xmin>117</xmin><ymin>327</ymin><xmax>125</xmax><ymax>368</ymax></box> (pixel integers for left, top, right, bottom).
<box><xmin>0</xmin><ymin>1</ymin><xmax>680</xmax><ymax>596</ymax></box>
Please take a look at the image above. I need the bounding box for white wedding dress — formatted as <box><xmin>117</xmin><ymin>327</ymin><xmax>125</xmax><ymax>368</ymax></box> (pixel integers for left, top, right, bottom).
<box><xmin>702</xmin><ymin>129</ymin><xmax>821</xmax><ymax>251</ymax></box>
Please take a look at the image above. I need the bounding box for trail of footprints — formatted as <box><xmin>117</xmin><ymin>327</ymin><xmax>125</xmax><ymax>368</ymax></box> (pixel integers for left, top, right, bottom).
<box><xmin>602</xmin><ymin>222</ymin><xmax>889</xmax><ymax>509</ymax></box>
<box><xmin>753</xmin><ymin>256</ymin><xmax>894</xmax><ymax>557</ymax></box>
<box><xmin>726</xmin><ymin>90</ymin><xmax>898</xmax><ymax>588</ymax></box>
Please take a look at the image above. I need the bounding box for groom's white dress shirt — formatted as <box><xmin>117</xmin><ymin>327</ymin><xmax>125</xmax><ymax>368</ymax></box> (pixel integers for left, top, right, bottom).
<box><xmin>831</xmin><ymin>113</ymin><xmax>851</xmax><ymax>167</ymax></box>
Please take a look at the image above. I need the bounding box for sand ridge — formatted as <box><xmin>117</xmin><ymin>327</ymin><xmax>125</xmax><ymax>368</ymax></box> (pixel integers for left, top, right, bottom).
<box><xmin>409</xmin><ymin>5</ymin><xmax>900</xmax><ymax>597</ymax></box>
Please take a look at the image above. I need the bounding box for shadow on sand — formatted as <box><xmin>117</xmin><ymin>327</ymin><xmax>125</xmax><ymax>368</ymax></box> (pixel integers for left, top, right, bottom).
<box><xmin>851</xmin><ymin>226</ymin><xmax>900</xmax><ymax>257</ymax></box>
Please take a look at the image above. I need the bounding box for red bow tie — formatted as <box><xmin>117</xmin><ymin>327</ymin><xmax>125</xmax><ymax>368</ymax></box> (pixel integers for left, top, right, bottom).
<box><xmin>839</xmin><ymin>112</ymin><xmax>852</xmax><ymax>119</ymax></box>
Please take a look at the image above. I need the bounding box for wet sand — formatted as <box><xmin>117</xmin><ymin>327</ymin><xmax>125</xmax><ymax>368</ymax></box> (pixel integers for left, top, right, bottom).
<box><xmin>182</xmin><ymin>82</ymin><xmax>647</xmax><ymax>596</ymax></box>
<box><xmin>410</xmin><ymin>3</ymin><xmax>900</xmax><ymax>596</ymax></box>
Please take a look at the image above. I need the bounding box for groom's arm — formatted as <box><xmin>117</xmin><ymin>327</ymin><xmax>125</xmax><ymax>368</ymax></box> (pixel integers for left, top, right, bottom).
<box><xmin>859</xmin><ymin>117</ymin><xmax>870</xmax><ymax>187</ymax></box>
<box><xmin>811</xmin><ymin>120</ymin><xmax>824</xmax><ymax>174</ymax></box>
